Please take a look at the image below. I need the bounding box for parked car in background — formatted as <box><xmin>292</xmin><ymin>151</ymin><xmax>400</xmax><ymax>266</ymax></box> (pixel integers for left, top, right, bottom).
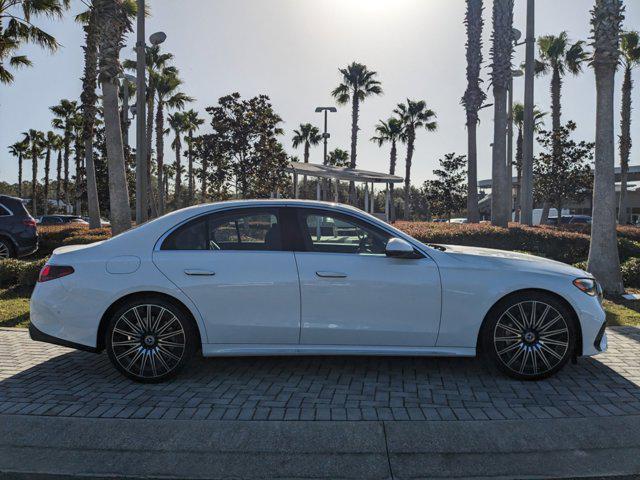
<box><xmin>545</xmin><ymin>215</ymin><xmax>592</xmax><ymax>226</ymax></box>
<box><xmin>37</xmin><ymin>215</ymin><xmax>89</xmax><ymax>226</ymax></box>
<box><xmin>0</xmin><ymin>195</ymin><xmax>38</xmax><ymax>259</ymax></box>
<box><xmin>82</xmin><ymin>217</ymin><xmax>111</xmax><ymax>227</ymax></box>
<box><xmin>30</xmin><ymin>200</ymin><xmax>606</xmax><ymax>383</ymax></box>
<box><xmin>449</xmin><ymin>218</ymin><xmax>468</xmax><ymax>224</ymax></box>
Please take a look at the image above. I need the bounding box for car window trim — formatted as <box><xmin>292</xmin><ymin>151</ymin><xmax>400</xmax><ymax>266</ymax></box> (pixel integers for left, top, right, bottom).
<box><xmin>290</xmin><ymin>206</ymin><xmax>423</xmax><ymax>258</ymax></box>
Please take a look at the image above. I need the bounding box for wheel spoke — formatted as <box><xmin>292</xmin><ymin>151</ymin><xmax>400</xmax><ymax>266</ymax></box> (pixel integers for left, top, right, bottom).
<box><xmin>112</xmin><ymin>339</ymin><xmax>139</xmax><ymax>347</ymax></box>
<box><xmin>116</xmin><ymin>345</ymin><xmax>140</xmax><ymax>361</ymax></box>
<box><xmin>139</xmin><ymin>350</ymin><xmax>148</xmax><ymax>375</ymax></box>
<box><xmin>119</xmin><ymin>316</ymin><xmax>142</xmax><ymax>336</ymax></box>
<box><xmin>535</xmin><ymin>346</ymin><xmax>552</xmax><ymax>370</ymax></box>
<box><xmin>506</xmin><ymin>345</ymin><xmax>525</xmax><ymax>367</ymax></box>
<box><xmin>126</xmin><ymin>348</ymin><xmax>144</xmax><ymax>370</ymax></box>
<box><xmin>158</xmin><ymin>339</ymin><xmax>185</xmax><ymax>348</ymax></box>
<box><xmin>156</xmin><ymin>316</ymin><xmax>178</xmax><ymax>336</ymax></box>
<box><xmin>151</xmin><ymin>307</ymin><xmax>166</xmax><ymax>333</ymax></box>
<box><xmin>158</xmin><ymin>345</ymin><xmax>181</xmax><ymax>362</ymax></box>
<box><xmin>533</xmin><ymin>305</ymin><xmax>550</xmax><ymax>330</ymax></box>
<box><xmin>498</xmin><ymin>341</ymin><xmax>522</xmax><ymax>356</ymax></box>
<box><xmin>132</xmin><ymin>307</ymin><xmax>146</xmax><ymax>332</ymax></box>
<box><xmin>540</xmin><ymin>338</ymin><xmax>568</xmax><ymax>348</ymax></box>
<box><xmin>539</xmin><ymin>342</ymin><xmax>563</xmax><ymax>361</ymax></box>
<box><xmin>497</xmin><ymin>324</ymin><xmax>522</xmax><ymax>336</ymax></box>
<box><xmin>158</xmin><ymin>329</ymin><xmax>183</xmax><ymax>340</ymax></box>
<box><xmin>505</xmin><ymin>310</ymin><xmax>525</xmax><ymax>331</ymax></box>
<box><xmin>539</xmin><ymin>328</ymin><xmax>568</xmax><ymax>339</ymax></box>
<box><xmin>538</xmin><ymin>315</ymin><xmax>562</xmax><ymax>334</ymax></box>
<box><xmin>528</xmin><ymin>301</ymin><xmax>537</xmax><ymax>329</ymax></box>
<box><xmin>519</xmin><ymin>347</ymin><xmax>531</xmax><ymax>374</ymax></box>
<box><xmin>530</xmin><ymin>347</ymin><xmax>538</xmax><ymax>374</ymax></box>
<box><xmin>154</xmin><ymin>349</ymin><xmax>172</xmax><ymax>372</ymax></box>
<box><xmin>495</xmin><ymin>335</ymin><xmax>520</xmax><ymax>342</ymax></box>
<box><xmin>517</xmin><ymin>303</ymin><xmax>529</xmax><ymax>328</ymax></box>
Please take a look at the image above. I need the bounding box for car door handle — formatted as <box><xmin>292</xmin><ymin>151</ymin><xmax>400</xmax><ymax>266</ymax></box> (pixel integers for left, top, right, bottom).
<box><xmin>184</xmin><ymin>269</ymin><xmax>215</xmax><ymax>276</ymax></box>
<box><xmin>316</xmin><ymin>271</ymin><xmax>347</xmax><ymax>278</ymax></box>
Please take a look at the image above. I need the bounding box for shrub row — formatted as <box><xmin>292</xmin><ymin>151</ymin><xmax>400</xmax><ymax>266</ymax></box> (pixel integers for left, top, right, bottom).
<box><xmin>37</xmin><ymin>225</ymin><xmax>110</xmax><ymax>257</ymax></box>
<box><xmin>0</xmin><ymin>258</ymin><xmax>48</xmax><ymax>288</ymax></box>
<box><xmin>395</xmin><ymin>222</ymin><xmax>640</xmax><ymax>265</ymax></box>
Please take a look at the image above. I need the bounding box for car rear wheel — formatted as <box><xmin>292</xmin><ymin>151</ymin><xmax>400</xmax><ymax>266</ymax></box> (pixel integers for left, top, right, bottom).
<box><xmin>0</xmin><ymin>239</ymin><xmax>13</xmax><ymax>259</ymax></box>
<box><xmin>105</xmin><ymin>297</ymin><xmax>197</xmax><ymax>383</ymax></box>
<box><xmin>482</xmin><ymin>292</ymin><xmax>577</xmax><ymax>380</ymax></box>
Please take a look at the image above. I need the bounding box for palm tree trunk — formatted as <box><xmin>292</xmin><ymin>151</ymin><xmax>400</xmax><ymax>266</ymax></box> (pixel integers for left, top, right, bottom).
<box><xmin>588</xmin><ymin>62</ymin><xmax>623</xmax><ymax>294</ymax></box>
<box><xmin>146</xmin><ymin>94</ymin><xmax>158</xmax><ymax>217</ymax></box>
<box><xmin>102</xmin><ymin>81</ymin><xmax>132</xmax><ymax>234</ymax></box>
<box><xmin>188</xmin><ymin>131</ymin><xmax>194</xmax><ymax>204</ymax></box>
<box><xmin>403</xmin><ymin>131</ymin><xmax>415</xmax><ymax>220</ymax></box>
<box><xmin>389</xmin><ymin>139</ymin><xmax>397</xmax><ymax>221</ymax></box>
<box><xmin>56</xmin><ymin>150</ymin><xmax>61</xmax><ymax>206</ymax></box>
<box><xmin>174</xmin><ymin>136</ymin><xmax>182</xmax><ymax>206</ymax></box>
<box><xmin>81</xmin><ymin>8</ymin><xmax>102</xmax><ymax>229</ymax></box>
<box><xmin>201</xmin><ymin>154</ymin><xmax>208</xmax><ymax>202</ymax></box>
<box><xmin>520</xmin><ymin>0</ymin><xmax>535</xmax><ymax>225</ymax></box>
<box><xmin>31</xmin><ymin>151</ymin><xmax>38</xmax><ymax>217</ymax></box>
<box><xmin>74</xmin><ymin>138</ymin><xmax>83</xmax><ymax>215</ymax></box>
<box><xmin>491</xmin><ymin>86</ymin><xmax>509</xmax><ymax>227</ymax></box>
<box><xmin>349</xmin><ymin>96</ymin><xmax>360</xmax><ymax>204</ymax></box>
<box><xmin>63</xmin><ymin>135</ymin><xmax>70</xmax><ymax>208</ymax></box>
<box><xmin>514</xmin><ymin>127</ymin><xmax>523</xmax><ymax>221</ymax></box>
<box><xmin>44</xmin><ymin>148</ymin><xmax>51</xmax><ymax>215</ymax></box>
<box><xmin>617</xmin><ymin>65</ymin><xmax>632</xmax><ymax>224</ymax></box>
<box><xmin>466</xmin><ymin>115</ymin><xmax>479</xmax><ymax>222</ymax></box>
<box><xmin>17</xmin><ymin>155</ymin><xmax>22</xmax><ymax>198</ymax></box>
<box><xmin>156</xmin><ymin>100</ymin><xmax>165</xmax><ymax>214</ymax></box>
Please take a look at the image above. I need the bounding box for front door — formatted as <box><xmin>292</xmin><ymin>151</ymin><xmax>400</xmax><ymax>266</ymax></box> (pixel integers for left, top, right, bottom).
<box><xmin>293</xmin><ymin>208</ymin><xmax>442</xmax><ymax>347</ymax></box>
<box><xmin>153</xmin><ymin>207</ymin><xmax>300</xmax><ymax>344</ymax></box>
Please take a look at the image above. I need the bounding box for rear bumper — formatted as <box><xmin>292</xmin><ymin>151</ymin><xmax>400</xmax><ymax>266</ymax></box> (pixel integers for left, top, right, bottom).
<box><xmin>29</xmin><ymin>322</ymin><xmax>98</xmax><ymax>353</ymax></box>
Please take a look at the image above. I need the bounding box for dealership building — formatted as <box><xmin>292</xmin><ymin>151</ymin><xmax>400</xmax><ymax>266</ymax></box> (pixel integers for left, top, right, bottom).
<box><xmin>478</xmin><ymin>165</ymin><xmax>640</xmax><ymax>223</ymax></box>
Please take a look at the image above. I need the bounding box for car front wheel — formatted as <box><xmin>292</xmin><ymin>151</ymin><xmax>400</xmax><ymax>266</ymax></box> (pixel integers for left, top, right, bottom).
<box><xmin>105</xmin><ymin>297</ymin><xmax>197</xmax><ymax>383</ymax></box>
<box><xmin>482</xmin><ymin>292</ymin><xmax>577</xmax><ymax>381</ymax></box>
<box><xmin>0</xmin><ymin>239</ymin><xmax>13</xmax><ymax>259</ymax></box>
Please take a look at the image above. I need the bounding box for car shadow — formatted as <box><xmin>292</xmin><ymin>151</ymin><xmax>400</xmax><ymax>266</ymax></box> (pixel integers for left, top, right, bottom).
<box><xmin>1</xmin><ymin>327</ymin><xmax>639</xmax><ymax>420</ymax></box>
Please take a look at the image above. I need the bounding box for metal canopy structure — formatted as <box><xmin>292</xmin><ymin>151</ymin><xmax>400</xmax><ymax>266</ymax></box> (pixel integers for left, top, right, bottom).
<box><xmin>286</xmin><ymin>162</ymin><xmax>403</xmax><ymax>221</ymax></box>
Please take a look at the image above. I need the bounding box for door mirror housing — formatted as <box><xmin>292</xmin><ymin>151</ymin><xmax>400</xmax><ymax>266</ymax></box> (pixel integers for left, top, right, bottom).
<box><xmin>385</xmin><ymin>238</ymin><xmax>418</xmax><ymax>259</ymax></box>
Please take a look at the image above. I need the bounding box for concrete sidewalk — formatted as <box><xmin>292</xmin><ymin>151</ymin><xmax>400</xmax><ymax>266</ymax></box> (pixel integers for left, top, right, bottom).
<box><xmin>1</xmin><ymin>414</ymin><xmax>639</xmax><ymax>479</ymax></box>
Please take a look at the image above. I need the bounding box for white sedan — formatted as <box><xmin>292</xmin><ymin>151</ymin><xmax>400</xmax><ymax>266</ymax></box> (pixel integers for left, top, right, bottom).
<box><xmin>29</xmin><ymin>200</ymin><xmax>607</xmax><ymax>383</ymax></box>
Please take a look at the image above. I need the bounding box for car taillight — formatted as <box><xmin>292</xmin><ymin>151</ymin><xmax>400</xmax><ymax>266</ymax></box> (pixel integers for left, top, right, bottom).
<box><xmin>23</xmin><ymin>218</ymin><xmax>36</xmax><ymax>228</ymax></box>
<box><xmin>38</xmin><ymin>265</ymin><xmax>74</xmax><ymax>283</ymax></box>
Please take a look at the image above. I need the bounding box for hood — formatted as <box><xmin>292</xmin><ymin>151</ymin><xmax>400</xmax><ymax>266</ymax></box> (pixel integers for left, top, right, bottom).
<box><xmin>435</xmin><ymin>244</ymin><xmax>589</xmax><ymax>278</ymax></box>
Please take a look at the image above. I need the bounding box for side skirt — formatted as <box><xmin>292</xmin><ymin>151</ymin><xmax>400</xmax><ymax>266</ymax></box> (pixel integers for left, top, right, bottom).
<box><xmin>202</xmin><ymin>344</ymin><xmax>476</xmax><ymax>357</ymax></box>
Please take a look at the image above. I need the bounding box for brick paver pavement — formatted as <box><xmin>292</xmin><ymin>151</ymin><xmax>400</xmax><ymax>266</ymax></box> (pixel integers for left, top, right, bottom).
<box><xmin>1</xmin><ymin>327</ymin><xmax>639</xmax><ymax>421</ymax></box>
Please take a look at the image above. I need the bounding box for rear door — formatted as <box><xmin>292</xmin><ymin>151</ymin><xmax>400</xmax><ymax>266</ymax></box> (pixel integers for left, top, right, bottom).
<box><xmin>153</xmin><ymin>207</ymin><xmax>301</xmax><ymax>345</ymax></box>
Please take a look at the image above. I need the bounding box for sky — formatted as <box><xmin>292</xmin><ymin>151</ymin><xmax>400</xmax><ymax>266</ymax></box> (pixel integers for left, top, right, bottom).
<box><xmin>1</xmin><ymin>0</ymin><xmax>639</xmax><ymax>188</ymax></box>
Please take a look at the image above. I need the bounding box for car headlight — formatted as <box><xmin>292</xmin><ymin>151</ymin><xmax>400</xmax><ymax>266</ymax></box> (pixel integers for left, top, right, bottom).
<box><xmin>573</xmin><ymin>277</ymin><xmax>603</xmax><ymax>303</ymax></box>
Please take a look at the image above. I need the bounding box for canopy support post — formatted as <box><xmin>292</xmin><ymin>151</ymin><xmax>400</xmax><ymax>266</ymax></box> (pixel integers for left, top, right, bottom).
<box><xmin>364</xmin><ymin>182</ymin><xmax>369</xmax><ymax>212</ymax></box>
<box><xmin>316</xmin><ymin>181</ymin><xmax>321</xmax><ymax>201</ymax></box>
<box><xmin>293</xmin><ymin>173</ymin><xmax>299</xmax><ymax>199</ymax></box>
<box><xmin>334</xmin><ymin>178</ymin><xmax>339</xmax><ymax>203</ymax></box>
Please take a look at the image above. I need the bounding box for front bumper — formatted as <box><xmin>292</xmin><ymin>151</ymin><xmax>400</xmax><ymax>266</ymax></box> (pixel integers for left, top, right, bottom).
<box><xmin>29</xmin><ymin>322</ymin><xmax>98</xmax><ymax>353</ymax></box>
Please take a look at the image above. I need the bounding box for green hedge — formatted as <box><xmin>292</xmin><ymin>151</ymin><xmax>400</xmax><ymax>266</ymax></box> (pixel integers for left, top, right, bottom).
<box><xmin>0</xmin><ymin>258</ymin><xmax>48</xmax><ymax>288</ymax></box>
<box><xmin>621</xmin><ymin>257</ymin><xmax>640</xmax><ymax>288</ymax></box>
<box><xmin>395</xmin><ymin>222</ymin><xmax>640</xmax><ymax>265</ymax></box>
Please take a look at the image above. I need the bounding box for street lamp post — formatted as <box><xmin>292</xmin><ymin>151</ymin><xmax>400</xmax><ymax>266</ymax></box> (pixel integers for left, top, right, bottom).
<box><xmin>315</xmin><ymin>106</ymin><xmax>337</xmax><ymax>200</ymax></box>
<box><xmin>121</xmin><ymin>74</ymin><xmax>136</xmax><ymax>148</ymax></box>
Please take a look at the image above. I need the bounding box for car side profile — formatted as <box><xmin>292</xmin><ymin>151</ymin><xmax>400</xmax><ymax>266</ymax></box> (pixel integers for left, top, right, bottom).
<box><xmin>29</xmin><ymin>200</ymin><xmax>607</xmax><ymax>383</ymax></box>
<box><xmin>0</xmin><ymin>195</ymin><xmax>38</xmax><ymax>259</ymax></box>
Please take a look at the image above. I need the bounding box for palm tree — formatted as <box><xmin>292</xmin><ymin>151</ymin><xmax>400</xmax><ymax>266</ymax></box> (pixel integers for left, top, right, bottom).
<box><xmin>588</xmin><ymin>0</ymin><xmax>624</xmax><ymax>294</ymax></box>
<box><xmin>0</xmin><ymin>0</ymin><xmax>69</xmax><ymax>85</ymax></box>
<box><xmin>617</xmin><ymin>31</ymin><xmax>640</xmax><ymax>225</ymax></box>
<box><xmin>489</xmin><ymin>0</ymin><xmax>514</xmax><ymax>227</ymax></box>
<box><xmin>512</xmin><ymin>102</ymin><xmax>546</xmax><ymax>221</ymax></box>
<box><xmin>50</xmin><ymin>99</ymin><xmax>79</xmax><ymax>207</ymax></box>
<box><xmin>292</xmin><ymin>123</ymin><xmax>322</xmax><ymax>196</ymax></box>
<box><xmin>326</xmin><ymin>148</ymin><xmax>349</xmax><ymax>167</ymax></box>
<box><xmin>394</xmin><ymin>99</ymin><xmax>437</xmax><ymax>219</ymax></box>
<box><xmin>331</xmin><ymin>62</ymin><xmax>382</xmax><ymax>202</ymax></box>
<box><xmin>42</xmin><ymin>131</ymin><xmax>61</xmax><ymax>214</ymax></box>
<box><xmin>168</xmin><ymin>111</ymin><xmax>187</xmax><ymax>206</ymax></box>
<box><xmin>23</xmin><ymin>129</ymin><xmax>44</xmax><ymax>216</ymax></box>
<box><xmin>153</xmin><ymin>69</ymin><xmax>192</xmax><ymax>214</ymax></box>
<box><xmin>182</xmin><ymin>109</ymin><xmax>204</xmax><ymax>205</ymax></box>
<box><xmin>8</xmin><ymin>139</ymin><xmax>28</xmax><ymax>197</ymax></box>
<box><xmin>461</xmin><ymin>0</ymin><xmax>486</xmax><ymax>224</ymax></box>
<box><xmin>536</xmin><ymin>32</ymin><xmax>589</xmax><ymax>223</ymax></box>
<box><xmin>124</xmin><ymin>44</ymin><xmax>174</xmax><ymax>217</ymax></box>
<box><xmin>371</xmin><ymin>117</ymin><xmax>404</xmax><ymax>220</ymax></box>
<box><xmin>95</xmin><ymin>0</ymin><xmax>132</xmax><ymax>234</ymax></box>
<box><xmin>71</xmin><ymin>112</ymin><xmax>84</xmax><ymax>214</ymax></box>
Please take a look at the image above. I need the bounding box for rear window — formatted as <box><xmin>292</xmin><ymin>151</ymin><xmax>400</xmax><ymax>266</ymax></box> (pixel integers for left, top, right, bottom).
<box><xmin>0</xmin><ymin>198</ymin><xmax>28</xmax><ymax>216</ymax></box>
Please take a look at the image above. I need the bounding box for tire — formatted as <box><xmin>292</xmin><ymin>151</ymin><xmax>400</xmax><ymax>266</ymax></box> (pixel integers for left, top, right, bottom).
<box><xmin>481</xmin><ymin>291</ymin><xmax>577</xmax><ymax>381</ymax></box>
<box><xmin>105</xmin><ymin>296</ymin><xmax>198</xmax><ymax>383</ymax></box>
<box><xmin>0</xmin><ymin>239</ymin><xmax>14</xmax><ymax>259</ymax></box>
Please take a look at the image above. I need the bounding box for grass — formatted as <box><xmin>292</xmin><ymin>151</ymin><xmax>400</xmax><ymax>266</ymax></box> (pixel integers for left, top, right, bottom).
<box><xmin>0</xmin><ymin>288</ymin><xmax>30</xmax><ymax>328</ymax></box>
<box><xmin>1</xmin><ymin>290</ymin><xmax>639</xmax><ymax>330</ymax></box>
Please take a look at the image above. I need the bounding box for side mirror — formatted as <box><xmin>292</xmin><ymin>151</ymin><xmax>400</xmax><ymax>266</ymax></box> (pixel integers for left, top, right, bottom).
<box><xmin>385</xmin><ymin>238</ymin><xmax>417</xmax><ymax>259</ymax></box>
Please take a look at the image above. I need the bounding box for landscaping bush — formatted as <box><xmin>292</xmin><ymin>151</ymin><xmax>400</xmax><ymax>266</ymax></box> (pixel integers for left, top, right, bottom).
<box><xmin>621</xmin><ymin>257</ymin><xmax>640</xmax><ymax>288</ymax></box>
<box><xmin>37</xmin><ymin>225</ymin><xmax>111</xmax><ymax>256</ymax></box>
<box><xmin>61</xmin><ymin>233</ymin><xmax>110</xmax><ymax>246</ymax></box>
<box><xmin>0</xmin><ymin>258</ymin><xmax>48</xmax><ymax>288</ymax></box>
<box><xmin>395</xmin><ymin>222</ymin><xmax>640</xmax><ymax>265</ymax></box>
